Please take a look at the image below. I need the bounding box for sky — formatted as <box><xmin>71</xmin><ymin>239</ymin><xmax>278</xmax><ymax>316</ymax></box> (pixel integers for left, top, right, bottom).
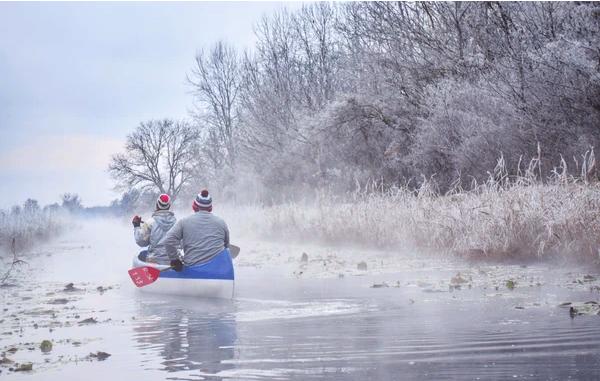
<box><xmin>0</xmin><ymin>1</ymin><xmax>297</xmax><ymax>207</ymax></box>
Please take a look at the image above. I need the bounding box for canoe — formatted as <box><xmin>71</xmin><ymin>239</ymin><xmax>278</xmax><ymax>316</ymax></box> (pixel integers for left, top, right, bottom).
<box><xmin>131</xmin><ymin>248</ymin><xmax>235</xmax><ymax>298</ymax></box>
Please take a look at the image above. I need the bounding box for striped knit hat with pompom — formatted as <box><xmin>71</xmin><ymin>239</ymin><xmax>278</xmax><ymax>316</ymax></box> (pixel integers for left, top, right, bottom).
<box><xmin>193</xmin><ymin>189</ymin><xmax>212</xmax><ymax>212</ymax></box>
<box><xmin>156</xmin><ymin>194</ymin><xmax>171</xmax><ymax>210</ymax></box>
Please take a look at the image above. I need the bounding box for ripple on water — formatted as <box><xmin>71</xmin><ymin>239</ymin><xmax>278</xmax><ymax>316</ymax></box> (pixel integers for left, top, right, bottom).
<box><xmin>5</xmin><ymin>228</ymin><xmax>600</xmax><ymax>381</ymax></box>
<box><xmin>233</xmin><ymin>299</ymin><xmax>371</xmax><ymax>322</ymax></box>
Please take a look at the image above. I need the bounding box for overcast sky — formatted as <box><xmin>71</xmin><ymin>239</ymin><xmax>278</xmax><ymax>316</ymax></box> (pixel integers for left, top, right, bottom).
<box><xmin>0</xmin><ymin>1</ymin><xmax>296</xmax><ymax>207</ymax></box>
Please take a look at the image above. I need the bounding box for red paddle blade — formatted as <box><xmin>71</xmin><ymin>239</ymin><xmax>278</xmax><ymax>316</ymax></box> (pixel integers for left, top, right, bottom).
<box><xmin>128</xmin><ymin>266</ymin><xmax>161</xmax><ymax>287</ymax></box>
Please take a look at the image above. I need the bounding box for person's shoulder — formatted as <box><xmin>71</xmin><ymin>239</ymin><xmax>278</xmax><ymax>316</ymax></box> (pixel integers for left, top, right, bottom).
<box><xmin>181</xmin><ymin>213</ymin><xmax>201</xmax><ymax>225</ymax></box>
<box><xmin>179</xmin><ymin>214</ymin><xmax>192</xmax><ymax>223</ymax></box>
<box><xmin>211</xmin><ymin>213</ymin><xmax>228</xmax><ymax>226</ymax></box>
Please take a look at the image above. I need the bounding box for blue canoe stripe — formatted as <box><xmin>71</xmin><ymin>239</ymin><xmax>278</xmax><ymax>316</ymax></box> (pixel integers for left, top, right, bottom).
<box><xmin>160</xmin><ymin>248</ymin><xmax>235</xmax><ymax>280</ymax></box>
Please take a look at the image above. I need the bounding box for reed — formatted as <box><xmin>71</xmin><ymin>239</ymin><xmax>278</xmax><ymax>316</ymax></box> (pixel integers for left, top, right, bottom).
<box><xmin>0</xmin><ymin>207</ymin><xmax>67</xmax><ymax>253</ymax></box>
<box><xmin>239</xmin><ymin>154</ymin><xmax>600</xmax><ymax>264</ymax></box>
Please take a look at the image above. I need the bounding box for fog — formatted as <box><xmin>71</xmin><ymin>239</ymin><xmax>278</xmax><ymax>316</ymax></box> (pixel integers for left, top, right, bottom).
<box><xmin>2</xmin><ymin>1</ymin><xmax>600</xmax><ymax>379</ymax></box>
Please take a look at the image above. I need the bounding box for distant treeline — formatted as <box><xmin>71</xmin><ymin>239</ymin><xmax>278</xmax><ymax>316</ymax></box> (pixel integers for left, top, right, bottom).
<box><xmin>1</xmin><ymin>193</ymin><xmax>133</xmax><ymax>222</ymax></box>
<box><xmin>111</xmin><ymin>2</ymin><xmax>600</xmax><ymax>203</ymax></box>
<box><xmin>0</xmin><ymin>197</ymin><xmax>69</xmax><ymax>252</ymax></box>
<box><xmin>0</xmin><ymin>193</ymin><xmax>137</xmax><ymax>253</ymax></box>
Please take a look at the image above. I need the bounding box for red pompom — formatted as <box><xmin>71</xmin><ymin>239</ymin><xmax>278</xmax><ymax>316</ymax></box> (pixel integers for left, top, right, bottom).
<box><xmin>160</xmin><ymin>194</ymin><xmax>170</xmax><ymax>203</ymax></box>
<box><xmin>201</xmin><ymin>189</ymin><xmax>209</xmax><ymax>197</ymax></box>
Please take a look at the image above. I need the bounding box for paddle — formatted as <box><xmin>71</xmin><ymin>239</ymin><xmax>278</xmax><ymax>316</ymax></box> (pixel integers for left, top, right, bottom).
<box><xmin>128</xmin><ymin>265</ymin><xmax>172</xmax><ymax>288</ymax></box>
<box><xmin>128</xmin><ymin>245</ymin><xmax>240</xmax><ymax>287</ymax></box>
<box><xmin>229</xmin><ymin>244</ymin><xmax>240</xmax><ymax>259</ymax></box>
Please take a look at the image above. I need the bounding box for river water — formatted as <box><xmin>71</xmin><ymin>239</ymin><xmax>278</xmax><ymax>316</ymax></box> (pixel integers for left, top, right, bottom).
<box><xmin>1</xmin><ymin>218</ymin><xmax>600</xmax><ymax>380</ymax></box>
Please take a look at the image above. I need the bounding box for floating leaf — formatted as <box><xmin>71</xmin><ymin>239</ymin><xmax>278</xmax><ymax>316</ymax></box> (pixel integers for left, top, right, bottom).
<box><xmin>506</xmin><ymin>280</ymin><xmax>516</xmax><ymax>290</ymax></box>
<box><xmin>40</xmin><ymin>340</ymin><xmax>52</xmax><ymax>353</ymax></box>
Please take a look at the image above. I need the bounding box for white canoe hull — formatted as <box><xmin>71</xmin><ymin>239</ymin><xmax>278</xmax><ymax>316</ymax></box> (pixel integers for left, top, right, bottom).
<box><xmin>138</xmin><ymin>277</ymin><xmax>234</xmax><ymax>298</ymax></box>
<box><xmin>132</xmin><ymin>251</ymin><xmax>234</xmax><ymax>299</ymax></box>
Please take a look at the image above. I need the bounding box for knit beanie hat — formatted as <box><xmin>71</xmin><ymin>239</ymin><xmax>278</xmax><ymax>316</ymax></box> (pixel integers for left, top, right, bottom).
<box><xmin>156</xmin><ymin>194</ymin><xmax>171</xmax><ymax>210</ymax></box>
<box><xmin>193</xmin><ymin>189</ymin><xmax>212</xmax><ymax>212</ymax></box>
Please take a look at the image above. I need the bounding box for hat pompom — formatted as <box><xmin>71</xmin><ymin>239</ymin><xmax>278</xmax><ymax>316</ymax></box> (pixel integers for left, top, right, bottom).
<box><xmin>156</xmin><ymin>193</ymin><xmax>171</xmax><ymax>210</ymax></box>
<box><xmin>193</xmin><ymin>189</ymin><xmax>212</xmax><ymax>212</ymax></box>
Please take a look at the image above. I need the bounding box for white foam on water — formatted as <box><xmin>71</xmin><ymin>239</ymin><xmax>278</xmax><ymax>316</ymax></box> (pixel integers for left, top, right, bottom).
<box><xmin>222</xmin><ymin>357</ymin><xmax>367</xmax><ymax>365</ymax></box>
<box><xmin>196</xmin><ymin>368</ymin><xmax>290</xmax><ymax>380</ymax></box>
<box><xmin>195</xmin><ymin>366</ymin><xmax>360</xmax><ymax>380</ymax></box>
<box><xmin>234</xmin><ymin>300</ymin><xmax>364</xmax><ymax>322</ymax></box>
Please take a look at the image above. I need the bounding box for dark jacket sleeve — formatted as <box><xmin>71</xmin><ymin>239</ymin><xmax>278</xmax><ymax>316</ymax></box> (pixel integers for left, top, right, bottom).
<box><xmin>163</xmin><ymin>219</ymin><xmax>183</xmax><ymax>260</ymax></box>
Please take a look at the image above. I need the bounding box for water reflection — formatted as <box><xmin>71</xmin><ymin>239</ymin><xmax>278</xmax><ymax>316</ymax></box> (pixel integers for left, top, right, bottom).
<box><xmin>126</xmin><ymin>280</ymin><xmax>600</xmax><ymax>380</ymax></box>
<box><xmin>132</xmin><ymin>297</ymin><xmax>237</xmax><ymax>376</ymax></box>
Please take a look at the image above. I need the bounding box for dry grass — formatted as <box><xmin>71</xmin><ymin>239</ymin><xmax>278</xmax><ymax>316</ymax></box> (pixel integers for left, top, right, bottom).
<box><xmin>238</xmin><ymin>155</ymin><xmax>600</xmax><ymax>264</ymax></box>
<box><xmin>0</xmin><ymin>208</ymin><xmax>67</xmax><ymax>253</ymax></box>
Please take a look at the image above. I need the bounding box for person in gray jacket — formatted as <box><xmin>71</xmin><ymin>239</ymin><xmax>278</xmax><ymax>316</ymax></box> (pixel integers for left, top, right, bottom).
<box><xmin>162</xmin><ymin>189</ymin><xmax>229</xmax><ymax>271</ymax></box>
<box><xmin>132</xmin><ymin>194</ymin><xmax>177</xmax><ymax>264</ymax></box>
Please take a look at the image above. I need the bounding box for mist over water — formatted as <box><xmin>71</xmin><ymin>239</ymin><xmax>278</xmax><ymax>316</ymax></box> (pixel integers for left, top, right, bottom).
<box><xmin>1</xmin><ymin>217</ymin><xmax>600</xmax><ymax>380</ymax></box>
<box><xmin>2</xmin><ymin>1</ymin><xmax>600</xmax><ymax>380</ymax></box>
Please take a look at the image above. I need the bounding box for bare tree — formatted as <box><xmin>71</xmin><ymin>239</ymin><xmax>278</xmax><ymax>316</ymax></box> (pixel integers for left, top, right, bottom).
<box><xmin>61</xmin><ymin>193</ymin><xmax>82</xmax><ymax>212</ymax></box>
<box><xmin>236</xmin><ymin>4</ymin><xmax>344</xmax><ymax>187</ymax></box>
<box><xmin>0</xmin><ymin>238</ymin><xmax>26</xmax><ymax>286</ymax></box>
<box><xmin>23</xmin><ymin>198</ymin><xmax>40</xmax><ymax>214</ymax></box>
<box><xmin>180</xmin><ymin>2</ymin><xmax>600</xmax><ymax>195</ymax></box>
<box><xmin>109</xmin><ymin>119</ymin><xmax>199</xmax><ymax>199</ymax></box>
<box><xmin>188</xmin><ymin>41</ymin><xmax>241</xmax><ymax>170</ymax></box>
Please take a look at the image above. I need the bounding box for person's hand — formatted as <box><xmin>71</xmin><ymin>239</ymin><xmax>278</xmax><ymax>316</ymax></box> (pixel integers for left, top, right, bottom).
<box><xmin>132</xmin><ymin>215</ymin><xmax>142</xmax><ymax>228</ymax></box>
<box><xmin>170</xmin><ymin>259</ymin><xmax>183</xmax><ymax>272</ymax></box>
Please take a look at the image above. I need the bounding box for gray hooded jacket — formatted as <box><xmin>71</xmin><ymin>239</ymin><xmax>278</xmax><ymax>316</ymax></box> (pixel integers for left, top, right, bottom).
<box><xmin>134</xmin><ymin>210</ymin><xmax>177</xmax><ymax>263</ymax></box>
<box><xmin>162</xmin><ymin>211</ymin><xmax>229</xmax><ymax>266</ymax></box>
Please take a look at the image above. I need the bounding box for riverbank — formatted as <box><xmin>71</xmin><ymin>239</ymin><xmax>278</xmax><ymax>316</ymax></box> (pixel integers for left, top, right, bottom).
<box><xmin>227</xmin><ymin>179</ymin><xmax>600</xmax><ymax>266</ymax></box>
<box><xmin>0</xmin><ymin>208</ymin><xmax>71</xmax><ymax>286</ymax></box>
<box><xmin>0</xmin><ymin>208</ymin><xmax>68</xmax><ymax>253</ymax></box>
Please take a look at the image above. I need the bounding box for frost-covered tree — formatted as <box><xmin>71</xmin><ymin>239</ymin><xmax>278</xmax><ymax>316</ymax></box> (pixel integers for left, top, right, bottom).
<box><xmin>61</xmin><ymin>193</ymin><xmax>82</xmax><ymax>212</ymax></box>
<box><xmin>109</xmin><ymin>120</ymin><xmax>200</xmax><ymax>199</ymax></box>
<box><xmin>331</xmin><ymin>1</ymin><xmax>600</xmax><ymax>189</ymax></box>
<box><xmin>23</xmin><ymin>199</ymin><xmax>40</xmax><ymax>214</ymax></box>
<box><xmin>177</xmin><ymin>1</ymin><xmax>600</xmax><ymax>196</ymax></box>
<box><xmin>189</xmin><ymin>41</ymin><xmax>241</xmax><ymax>171</ymax></box>
<box><xmin>238</xmin><ymin>3</ymin><xmax>343</xmax><ymax>188</ymax></box>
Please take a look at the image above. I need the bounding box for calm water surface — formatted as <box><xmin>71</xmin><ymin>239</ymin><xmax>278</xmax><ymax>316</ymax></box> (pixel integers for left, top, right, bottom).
<box><xmin>1</xmin><ymin>219</ymin><xmax>600</xmax><ymax>380</ymax></box>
